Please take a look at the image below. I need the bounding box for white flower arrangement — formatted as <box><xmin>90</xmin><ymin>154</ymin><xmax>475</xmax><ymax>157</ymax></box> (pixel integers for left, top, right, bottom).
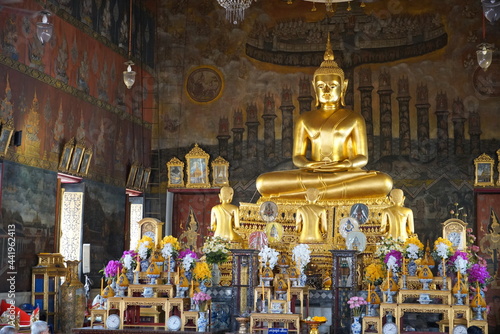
<box><xmin>122</xmin><ymin>253</ymin><xmax>135</xmax><ymax>271</ymax></box>
<box><xmin>258</xmin><ymin>245</ymin><xmax>279</xmax><ymax>269</ymax></box>
<box><xmin>138</xmin><ymin>241</ymin><xmax>151</xmax><ymax>260</ymax></box>
<box><xmin>454</xmin><ymin>257</ymin><xmax>468</xmax><ymax>274</ymax></box>
<box><xmin>182</xmin><ymin>254</ymin><xmax>196</xmax><ymax>273</ymax></box>
<box><xmin>435</xmin><ymin>242</ymin><xmax>450</xmax><ymax>259</ymax></box>
<box><xmin>406</xmin><ymin>243</ymin><xmax>421</xmax><ymax>260</ymax></box>
<box><xmin>162</xmin><ymin>243</ymin><xmax>174</xmax><ymax>259</ymax></box>
<box><xmin>374</xmin><ymin>236</ymin><xmax>403</xmax><ymax>258</ymax></box>
<box><xmin>292</xmin><ymin>244</ymin><xmax>311</xmax><ymax>271</ymax></box>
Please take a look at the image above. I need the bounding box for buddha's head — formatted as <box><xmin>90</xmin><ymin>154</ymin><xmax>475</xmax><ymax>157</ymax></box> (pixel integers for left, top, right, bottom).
<box><xmin>313</xmin><ymin>33</ymin><xmax>348</xmax><ymax>107</ymax></box>
<box><xmin>389</xmin><ymin>188</ymin><xmax>405</xmax><ymax>206</ymax></box>
<box><xmin>219</xmin><ymin>186</ymin><xmax>234</xmax><ymax>203</ymax></box>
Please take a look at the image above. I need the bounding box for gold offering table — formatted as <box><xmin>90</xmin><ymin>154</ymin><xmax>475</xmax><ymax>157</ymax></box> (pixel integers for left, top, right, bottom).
<box><xmin>362</xmin><ymin>275</ymin><xmax>488</xmax><ymax>334</ymax></box>
<box><xmin>249</xmin><ymin>312</ymin><xmax>301</xmax><ymax>333</ymax></box>
<box><xmin>107</xmin><ymin>296</ymin><xmax>190</xmax><ymax>330</ymax></box>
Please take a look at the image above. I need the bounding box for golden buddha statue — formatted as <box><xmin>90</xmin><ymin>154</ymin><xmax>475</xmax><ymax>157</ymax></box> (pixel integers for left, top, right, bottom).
<box><xmin>211</xmin><ymin>186</ymin><xmax>242</xmax><ymax>242</ymax></box>
<box><xmin>256</xmin><ymin>34</ymin><xmax>393</xmax><ymax>200</ymax></box>
<box><xmin>296</xmin><ymin>188</ymin><xmax>327</xmax><ymax>243</ymax></box>
<box><xmin>380</xmin><ymin>189</ymin><xmax>415</xmax><ymax>241</ymax></box>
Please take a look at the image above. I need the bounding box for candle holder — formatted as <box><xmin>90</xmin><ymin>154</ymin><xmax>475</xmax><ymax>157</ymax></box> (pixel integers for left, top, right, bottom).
<box><xmin>472</xmin><ymin>306</ymin><xmax>486</xmax><ymax>320</ymax></box>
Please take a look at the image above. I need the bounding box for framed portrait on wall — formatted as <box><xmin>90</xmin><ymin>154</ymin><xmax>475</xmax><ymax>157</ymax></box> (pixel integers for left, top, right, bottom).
<box><xmin>78</xmin><ymin>148</ymin><xmax>93</xmax><ymax>175</ymax></box>
<box><xmin>474</xmin><ymin>153</ymin><xmax>495</xmax><ymax>187</ymax></box>
<box><xmin>59</xmin><ymin>138</ymin><xmax>75</xmax><ymax>172</ymax></box>
<box><xmin>185</xmin><ymin>144</ymin><xmax>210</xmax><ymax>188</ymax></box>
<box><xmin>211</xmin><ymin>156</ymin><xmax>229</xmax><ymax>187</ymax></box>
<box><xmin>69</xmin><ymin>142</ymin><xmax>85</xmax><ymax>174</ymax></box>
<box><xmin>0</xmin><ymin>119</ymin><xmax>14</xmax><ymax>156</ymax></box>
<box><xmin>167</xmin><ymin>157</ymin><xmax>184</xmax><ymax>187</ymax></box>
<box><xmin>127</xmin><ymin>162</ymin><xmax>139</xmax><ymax>188</ymax></box>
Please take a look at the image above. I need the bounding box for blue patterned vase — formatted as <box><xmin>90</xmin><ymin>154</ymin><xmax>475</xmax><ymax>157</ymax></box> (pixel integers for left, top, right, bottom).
<box><xmin>197</xmin><ymin>311</ymin><xmax>208</xmax><ymax>332</ymax></box>
<box><xmin>351</xmin><ymin>316</ymin><xmax>361</xmax><ymax>334</ymax></box>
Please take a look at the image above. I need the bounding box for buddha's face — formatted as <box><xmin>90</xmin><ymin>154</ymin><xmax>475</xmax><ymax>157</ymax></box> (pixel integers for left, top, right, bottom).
<box><xmin>313</xmin><ymin>74</ymin><xmax>346</xmax><ymax>105</ymax></box>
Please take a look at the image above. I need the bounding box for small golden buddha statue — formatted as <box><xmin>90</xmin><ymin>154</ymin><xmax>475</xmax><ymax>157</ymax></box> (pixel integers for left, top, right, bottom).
<box><xmin>179</xmin><ymin>270</ymin><xmax>189</xmax><ymax>288</ymax></box>
<box><xmin>256</xmin><ymin>34</ymin><xmax>393</xmax><ymax>200</ymax></box>
<box><xmin>210</xmin><ymin>186</ymin><xmax>242</xmax><ymax>242</ymax></box>
<box><xmin>296</xmin><ymin>188</ymin><xmax>327</xmax><ymax>243</ymax></box>
<box><xmin>380</xmin><ymin>189</ymin><xmax>415</xmax><ymax>241</ymax></box>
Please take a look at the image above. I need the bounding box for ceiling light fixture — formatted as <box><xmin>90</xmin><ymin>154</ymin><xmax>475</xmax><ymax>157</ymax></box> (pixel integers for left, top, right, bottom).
<box><xmin>482</xmin><ymin>0</ymin><xmax>500</xmax><ymax>23</ymax></box>
<box><xmin>476</xmin><ymin>12</ymin><xmax>494</xmax><ymax>71</ymax></box>
<box><xmin>216</xmin><ymin>0</ymin><xmax>256</xmax><ymax>24</ymax></box>
<box><xmin>123</xmin><ymin>0</ymin><xmax>136</xmax><ymax>89</ymax></box>
<box><xmin>36</xmin><ymin>11</ymin><xmax>53</xmax><ymax>45</ymax></box>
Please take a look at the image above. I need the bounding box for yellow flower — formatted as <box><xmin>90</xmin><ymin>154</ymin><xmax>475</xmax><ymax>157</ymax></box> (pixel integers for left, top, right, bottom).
<box><xmin>434</xmin><ymin>237</ymin><xmax>452</xmax><ymax>250</ymax></box>
<box><xmin>365</xmin><ymin>263</ymin><xmax>385</xmax><ymax>283</ymax></box>
<box><xmin>193</xmin><ymin>261</ymin><xmax>212</xmax><ymax>281</ymax></box>
<box><xmin>312</xmin><ymin>316</ymin><xmax>326</xmax><ymax>322</ymax></box>
<box><xmin>404</xmin><ymin>236</ymin><xmax>423</xmax><ymax>250</ymax></box>
<box><xmin>137</xmin><ymin>236</ymin><xmax>154</xmax><ymax>249</ymax></box>
<box><xmin>161</xmin><ymin>235</ymin><xmax>181</xmax><ymax>250</ymax></box>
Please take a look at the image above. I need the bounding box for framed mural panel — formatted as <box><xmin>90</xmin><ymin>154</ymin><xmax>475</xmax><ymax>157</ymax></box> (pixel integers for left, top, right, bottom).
<box><xmin>167</xmin><ymin>157</ymin><xmax>185</xmax><ymax>188</ymax></box>
<box><xmin>0</xmin><ymin>119</ymin><xmax>14</xmax><ymax>156</ymax></box>
<box><xmin>211</xmin><ymin>156</ymin><xmax>229</xmax><ymax>187</ymax></box>
<box><xmin>134</xmin><ymin>166</ymin><xmax>144</xmax><ymax>189</ymax></box>
<box><xmin>78</xmin><ymin>148</ymin><xmax>93</xmax><ymax>175</ymax></box>
<box><xmin>69</xmin><ymin>142</ymin><xmax>85</xmax><ymax>174</ymax></box>
<box><xmin>127</xmin><ymin>163</ymin><xmax>139</xmax><ymax>188</ymax></box>
<box><xmin>185</xmin><ymin>144</ymin><xmax>210</xmax><ymax>188</ymax></box>
<box><xmin>475</xmin><ymin>189</ymin><xmax>500</xmax><ymax>305</ymax></box>
<box><xmin>59</xmin><ymin>138</ymin><xmax>75</xmax><ymax>172</ymax></box>
<box><xmin>141</xmin><ymin>168</ymin><xmax>151</xmax><ymax>190</ymax></box>
<box><xmin>185</xmin><ymin>65</ymin><xmax>224</xmax><ymax>104</ymax></box>
<box><xmin>474</xmin><ymin>153</ymin><xmax>495</xmax><ymax>187</ymax></box>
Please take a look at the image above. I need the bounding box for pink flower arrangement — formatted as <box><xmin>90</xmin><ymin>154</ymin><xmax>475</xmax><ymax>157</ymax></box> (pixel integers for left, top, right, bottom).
<box><xmin>347</xmin><ymin>296</ymin><xmax>367</xmax><ymax>317</ymax></box>
<box><xmin>192</xmin><ymin>291</ymin><xmax>211</xmax><ymax>304</ymax></box>
<box><xmin>104</xmin><ymin>260</ymin><xmax>123</xmax><ymax>278</ymax></box>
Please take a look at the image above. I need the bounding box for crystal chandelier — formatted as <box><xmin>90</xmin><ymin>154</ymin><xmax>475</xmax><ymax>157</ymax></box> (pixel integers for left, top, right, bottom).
<box><xmin>216</xmin><ymin>0</ymin><xmax>256</xmax><ymax>24</ymax></box>
<box><xmin>123</xmin><ymin>0</ymin><xmax>136</xmax><ymax>89</ymax></box>
<box><xmin>302</xmin><ymin>0</ymin><xmax>366</xmax><ymax>12</ymax></box>
<box><xmin>36</xmin><ymin>11</ymin><xmax>53</xmax><ymax>45</ymax></box>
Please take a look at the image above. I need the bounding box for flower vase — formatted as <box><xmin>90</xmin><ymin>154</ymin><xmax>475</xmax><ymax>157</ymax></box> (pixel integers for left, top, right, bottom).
<box><xmin>197</xmin><ymin>311</ymin><xmax>208</xmax><ymax>332</ymax></box>
<box><xmin>59</xmin><ymin>261</ymin><xmax>86</xmax><ymax>334</ymax></box>
<box><xmin>140</xmin><ymin>259</ymin><xmax>149</xmax><ymax>272</ymax></box>
<box><xmin>351</xmin><ymin>316</ymin><xmax>361</xmax><ymax>334</ymax></box>
<box><xmin>407</xmin><ymin>259</ymin><xmax>417</xmax><ymax>276</ymax></box>
<box><xmin>211</xmin><ymin>263</ymin><xmax>221</xmax><ymax>286</ymax></box>
<box><xmin>200</xmin><ymin>280</ymin><xmax>208</xmax><ymax>293</ymax></box>
<box><xmin>472</xmin><ymin>306</ymin><xmax>486</xmax><ymax>320</ymax></box>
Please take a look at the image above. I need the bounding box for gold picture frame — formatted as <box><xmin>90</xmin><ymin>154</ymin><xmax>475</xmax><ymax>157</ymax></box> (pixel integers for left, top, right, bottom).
<box><xmin>211</xmin><ymin>156</ymin><xmax>229</xmax><ymax>187</ymax></box>
<box><xmin>69</xmin><ymin>141</ymin><xmax>85</xmax><ymax>174</ymax></box>
<box><xmin>474</xmin><ymin>153</ymin><xmax>495</xmax><ymax>187</ymax></box>
<box><xmin>0</xmin><ymin>119</ymin><xmax>14</xmax><ymax>156</ymax></box>
<box><xmin>185</xmin><ymin>144</ymin><xmax>210</xmax><ymax>188</ymax></box>
<box><xmin>134</xmin><ymin>166</ymin><xmax>145</xmax><ymax>189</ymax></box>
<box><xmin>59</xmin><ymin>138</ymin><xmax>75</xmax><ymax>172</ymax></box>
<box><xmin>167</xmin><ymin>157</ymin><xmax>185</xmax><ymax>187</ymax></box>
<box><xmin>127</xmin><ymin>162</ymin><xmax>139</xmax><ymax>188</ymax></box>
<box><xmin>78</xmin><ymin>147</ymin><xmax>93</xmax><ymax>175</ymax></box>
<box><xmin>141</xmin><ymin>168</ymin><xmax>151</xmax><ymax>190</ymax></box>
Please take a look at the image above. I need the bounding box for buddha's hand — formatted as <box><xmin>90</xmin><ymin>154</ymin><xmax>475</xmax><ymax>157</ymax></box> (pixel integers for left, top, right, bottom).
<box><xmin>307</xmin><ymin>159</ymin><xmax>352</xmax><ymax>172</ymax></box>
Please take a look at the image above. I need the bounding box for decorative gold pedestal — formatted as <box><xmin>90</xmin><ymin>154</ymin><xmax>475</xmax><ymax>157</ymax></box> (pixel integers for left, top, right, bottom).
<box><xmin>304</xmin><ymin>320</ymin><xmax>325</xmax><ymax>334</ymax></box>
<box><xmin>235</xmin><ymin>316</ymin><xmax>250</xmax><ymax>334</ymax></box>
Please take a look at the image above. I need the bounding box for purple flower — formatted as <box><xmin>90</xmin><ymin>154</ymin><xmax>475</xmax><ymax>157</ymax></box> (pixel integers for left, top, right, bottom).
<box><xmin>178</xmin><ymin>249</ymin><xmax>199</xmax><ymax>260</ymax></box>
<box><xmin>449</xmin><ymin>250</ymin><xmax>468</xmax><ymax>264</ymax></box>
<box><xmin>123</xmin><ymin>250</ymin><xmax>138</xmax><ymax>258</ymax></box>
<box><xmin>467</xmin><ymin>264</ymin><xmax>491</xmax><ymax>285</ymax></box>
<box><xmin>105</xmin><ymin>260</ymin><xmax>123</xmax><ymax>278</ymax></box>
<box><xmin>192</xmin><ymin>291</ymin><xmax>211</xmax><ymax>304</ymax></box>
<box><xmin>384</xmin><ymin>250</ymin><xmax>403</xmax><ymax>268</ymax></box>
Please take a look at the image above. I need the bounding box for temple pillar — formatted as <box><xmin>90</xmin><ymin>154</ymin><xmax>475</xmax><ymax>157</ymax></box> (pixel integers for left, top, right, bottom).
<box><xmin>415</xmin><ymin>84</ymin><xmax>431</xmax><ymax>161</ymax></box>
<box><xmin>246</xmin><ymin>103</ymin><xmax>259</xmax><ymax>159</ymax></box>
<box><xmin>435</xmin><ymin>91</ymin><xmax>449</xmax><ymax>157</ymax></box>
<box><xmin>358</xmin><ymin>68</ymin><xmax>374</xmax><ymax>159</ymax></box>
<box><xmin>262</xmin><ymin>93</ymin><xmax>277</xmax><ymax>158</ymax></box>
<box><xmin>377</xmin><ymin>70</ymin><xmax>393</xmax><ymax>157</ymax></box>
<box><xmin>397</xmin><ymin>76</ymin><xmax>411</xmax><ymax>156</ymax></box>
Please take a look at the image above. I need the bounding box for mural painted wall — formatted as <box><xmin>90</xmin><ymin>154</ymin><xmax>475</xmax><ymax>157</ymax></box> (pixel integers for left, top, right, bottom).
<box><xmin>0</xmin><ymin>161</ymin><xmax>57</xmax><ymax>292</ymax></box>
<box><xmin>0</xmin><ymin>0</ymin><xmax>155</xmax><ymax>292</ymax></box>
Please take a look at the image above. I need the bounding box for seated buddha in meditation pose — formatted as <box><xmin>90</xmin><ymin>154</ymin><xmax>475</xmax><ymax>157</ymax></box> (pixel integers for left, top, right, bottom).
<box><xmin>296</xmin><ymin>188</ymin><xmax>327</xmax><ymax>243</ymax></box>
<box><xmin>380</xmin><ymin>188</ymin><xmax>415</xmax><ymax>241</ymax></box>
<box><xmin>211</xmin><ymin>186</ymin><xmax>242</xmax><ymax>242</ymax></box>
<box><xmin>256</xmin><ymin>35</ymin><xmax>393</xmax><ymax>200</ymax></box>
